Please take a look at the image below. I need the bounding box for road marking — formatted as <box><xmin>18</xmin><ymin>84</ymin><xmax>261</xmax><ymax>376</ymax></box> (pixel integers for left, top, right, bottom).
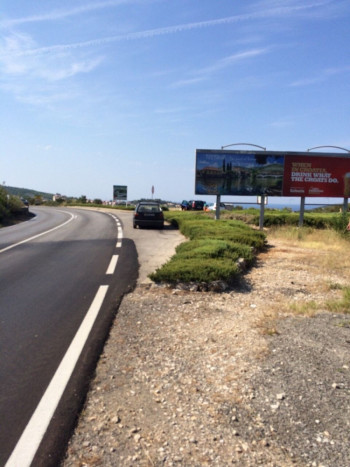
<box><xmin>106</xmin><ymin>254</ymin><xmax>119</xmax><ymax>275</ymax></box>
<box><xmin>5</xmin><ymin>285</ymin><xmax>109</xmax><ymax>467</ymax></box>
<box><xmin>116</xmin><ymin>241</ymin><xmax>122</xmax><ymax>248</ymax></box>
<box><xmin>0</xmin><ymin>212</ymin><xmax>75</xmax><ymax>254</ymax></box>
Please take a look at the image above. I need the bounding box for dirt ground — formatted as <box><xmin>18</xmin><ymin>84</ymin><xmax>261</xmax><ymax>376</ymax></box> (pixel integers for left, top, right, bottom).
<box><xmin>63</xmin><ymin>233</ymin><xmax>350</xmax><ymax>467</ymax></box>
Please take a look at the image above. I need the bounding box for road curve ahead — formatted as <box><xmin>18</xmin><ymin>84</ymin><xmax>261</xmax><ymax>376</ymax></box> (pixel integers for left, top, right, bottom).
<box><xmin>0</xmin><ymin>207</ymin><xmax>138</xmax><ymax>467</ymax></box>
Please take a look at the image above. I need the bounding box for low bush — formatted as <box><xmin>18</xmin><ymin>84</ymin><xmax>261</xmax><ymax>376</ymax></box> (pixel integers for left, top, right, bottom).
<box><xmin>149</xmin><ymin>257</ymin><xmax>240</xmax><ymax>283</ymax></box>
<box><xmin>175</xmin><ymin>238</ymin><xmax>254</xmax><ymax>264</ymax></box>
<box><xmin>253</xmin><ymin>211</ymin><xmax>349</xmax><ymax>230</ymax></box>
<box><xmin>150</xmin><ymin>211</ymin><xmax>266</xmax><ymax>285</ymax></box>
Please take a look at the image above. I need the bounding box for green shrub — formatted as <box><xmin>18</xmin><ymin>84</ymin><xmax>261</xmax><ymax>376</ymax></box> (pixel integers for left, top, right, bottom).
<box><xmin>178</xmin><ymin>219</ymin><xmax>266</xmax><ymax>249</ymax></box>
<box><xmin>149</xmin><ymin>257</ymin><xmax>240</xmax><ymax>283</ymax></box>
<box><xmin>151</xmin><ymin>211</ymin><xmax>266</xmax><ymax>284</ymax></box>
<box><xmin>330</xmin><ymin>212</ymin><xmax>350</xmax><ymax>233</ymax></box>
<box><xmin>175</xmin><ymin>238</ymin><xmax>254</xmax><ymax>264</ymax></box>
<box><xmin>7</xmin><ymin>195</ymin><xmax>24</xmax><ymax>213</ymax></box>
<box><xmin>249</xmin><ymin>210</ymin><xmax>349</xmax><ymax>231</ymax></box>
<box><xmin>0</xmin><ymin>187</ymin><xmax>27</xmax><ymax>223</ymax></box>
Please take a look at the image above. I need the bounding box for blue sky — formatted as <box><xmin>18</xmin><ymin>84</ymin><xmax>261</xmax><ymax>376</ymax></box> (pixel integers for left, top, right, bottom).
<box><xmin>1</xmin><ymin>0</ymin><xmax>349</xmax><ymax>204</ymax></box>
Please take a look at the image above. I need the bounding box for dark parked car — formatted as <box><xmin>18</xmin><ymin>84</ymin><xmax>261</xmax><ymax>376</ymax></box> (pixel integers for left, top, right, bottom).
<box><xmin>181</xmin><ymin>200</ymin><xmax>189</xmax><ymax>210</ymax></box>
<box><xmin>188</xmin><ymin>200</ymin><xmax>205</xmax><ymax>210</ymax></box>
<box><xmin>133</xmin><ymin>202</ymin><xmax>164</xmax><ymax>229</ymax></box>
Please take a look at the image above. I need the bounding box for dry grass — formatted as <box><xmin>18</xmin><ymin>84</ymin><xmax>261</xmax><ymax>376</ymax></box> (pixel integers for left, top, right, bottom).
<box><xmin>268</xmin><ymin>225</ymin><xmax>348</xmax><ymax>249</ymax></box>
<box><xmin>267</xmin><ymin>226</ymin><xmax>350</xmax><ymax>278</ymax></box>
<box><xmin>255</xmin><ymin>227</ymin><xmax>350</xmax><ymax>318</ymax></box>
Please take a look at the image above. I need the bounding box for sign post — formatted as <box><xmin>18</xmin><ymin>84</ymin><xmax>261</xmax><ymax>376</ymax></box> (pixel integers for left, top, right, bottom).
<box><xmin>215</xmin><ymin>195</ymin><xmax>221</xmax><ymax>220</ymax></box>
<box><xmin>259</xmin><ymin>195</ymin><xmax>265</xmax><ymax>230</ymax></box>
<box><xmin>299</xmin><ymin>197</ymin><xmax>306</xmax><ymax>227</ymax></box>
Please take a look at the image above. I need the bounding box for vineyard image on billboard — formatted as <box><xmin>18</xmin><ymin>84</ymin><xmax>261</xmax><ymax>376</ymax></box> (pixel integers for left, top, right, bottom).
<box><xmin>195</xmin><ymin>150</ymin><xmax>284</xmax><ymax>196</ymax></box>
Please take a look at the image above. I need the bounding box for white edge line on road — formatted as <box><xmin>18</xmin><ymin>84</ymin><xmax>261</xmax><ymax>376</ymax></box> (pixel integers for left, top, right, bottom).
<box><xmin>106</xmin><ymin>254</ymin><xmax>119</xmax><ymax>275</ymax></box>
<box><xmin>5</xmin><ymin>285</ymin><xmax>109</xmax><ymax>467</ymax></box>
<box><xmin>0</xmin><ymin>211</ymin><xmax>75</xmax><ymax>254</ymax></box>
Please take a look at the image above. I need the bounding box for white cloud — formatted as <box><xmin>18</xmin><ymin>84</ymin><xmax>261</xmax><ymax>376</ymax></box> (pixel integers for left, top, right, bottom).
<box><xmin>169</xmin><ymin>49</ymin><xmax>269</xmax><ymax>89</ymax></box>
<box><xmin>38</xmin><ymin>58</ymin><xmax>104</xmax><ymax>82</ymax></box>
<box><xmin>269</xmin><ymin>119</ymin><xmax>295</xmax><ymax>128</ymax></box>
<box><xmin>289</xmin><ymin>76</ymin><xmax>324</xmax><ymax>87</ymax></box>
<box><xmin>201</xmin><ymin>49</ymin><xmax>269</xmax><ymax>74</ymax></box>
<box><xmin>169</xmin><ymin>77</ymin><xmax>207</xmax><ymax>89</ymax></box>
<box><xmin>0</xmin><ymin>0</ymin><xmax>131</xmax><ymax>28</ymax></box>
<box><xmin>289</xmin><ymin>66</ymin><xmax>350</xmax><ymax>87</ymax></box>
<box><xmin>0</xmin><ymin>31</ymin><xmax>103</xmax><ymax>82</ymax></box>
<box><xmin>1</xmin><ymin>2</ymin><xmax>335</xmax><ymax>58</ymax></box>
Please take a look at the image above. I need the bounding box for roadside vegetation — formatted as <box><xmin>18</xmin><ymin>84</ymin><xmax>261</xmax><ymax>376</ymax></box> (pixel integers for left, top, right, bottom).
<box><xmin>215</xmin><ymin>206</ymin><xmax>350</xmax><ymax>232</ymax></box>
<box><xmin>150</xmin><ymin>208</ymin><xmax>350</xmax><ymax>287</ymax></box>
<box><xmin>149</xmin><ymin>211</ymin><xmax>266</xmax><ymax>285</ymax></box>
<box><xmin>0</xmin><ymin>186</ymin><xmax>30</xmax><ymax>227</ymax></box>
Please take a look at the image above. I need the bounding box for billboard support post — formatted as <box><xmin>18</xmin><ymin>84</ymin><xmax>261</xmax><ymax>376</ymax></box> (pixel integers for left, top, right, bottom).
<box><xmin>215</xmin><ymin>195</ymin><xmax>221</xmax><ymax>220</ymax></box>
<box><xmin>343</xmin><ymin>198</ymin><xmax>349</xmax><ymax>213</ymax></box>
<box><xmin>259</xmin><ymin>195</ymin><xmax>265</xmax><ymax>230</ymax></box>
<box><xmin>299</xmin><ymin>197</ymin><xmax>305</xmax><ymax>227</ymax></box>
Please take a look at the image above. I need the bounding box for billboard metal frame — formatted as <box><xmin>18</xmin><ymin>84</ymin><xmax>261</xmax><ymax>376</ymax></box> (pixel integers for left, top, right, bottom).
<box><xmin>195</xmin><ymin>148</ymin><xmax>350</xmax><ymax>227</ymax></box>
<box><xmin>196</xmin><ymin>149</ymin><xmax>350</xmax><ymax>198</ymax></box>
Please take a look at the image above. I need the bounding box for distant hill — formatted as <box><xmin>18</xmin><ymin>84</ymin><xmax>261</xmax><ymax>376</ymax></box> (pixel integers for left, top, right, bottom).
<box><xmin>4</xmin><ymin>186</ymin><xmax>54</xmax><ymax>201</ymax></box>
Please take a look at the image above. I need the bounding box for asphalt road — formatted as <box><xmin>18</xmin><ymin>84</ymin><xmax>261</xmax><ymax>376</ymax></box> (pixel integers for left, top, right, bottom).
<box><xmin>0</xmin><ymin>207</ymin><xmax>138</xmax><ymax>467</ymax></box>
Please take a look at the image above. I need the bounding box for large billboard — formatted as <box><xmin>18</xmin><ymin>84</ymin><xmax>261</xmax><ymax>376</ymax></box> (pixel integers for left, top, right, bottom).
<box><xmin>195</xmin><ymin>149</ymin><xmax>350</xmax><ymax>198</ymax></box>
<box><xmin>113</xmin><ymin>185</ymin><xmax>127</xmax><ymax>201</ymax></box>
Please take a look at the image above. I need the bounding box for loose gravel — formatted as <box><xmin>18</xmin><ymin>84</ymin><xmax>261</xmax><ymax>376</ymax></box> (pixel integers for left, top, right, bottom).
<box><xmin>63</xmin><ymin>236</ymin><xmax>350</xmax><ymax>467</ymax></box>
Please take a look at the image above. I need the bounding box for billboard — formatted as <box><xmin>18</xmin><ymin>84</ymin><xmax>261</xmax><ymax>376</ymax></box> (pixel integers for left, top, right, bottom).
<box><xmin>195</xmin><ymin>150</ymin><xmax>284</xmax><ymax>196</ymax></box>
<box><xmin>113</xmin><ymin>185</ymin><xmax>127</xmax><ymax>201</ymax></box>
<box><xmin>195</xmin><ymin>149</ymin><xmax>350</xmax><ymax>198</ymax></box>
<box><xmin>283</xmin><ymin>155</ymin><xmax>350</xmax><ymax>197</ymax></box>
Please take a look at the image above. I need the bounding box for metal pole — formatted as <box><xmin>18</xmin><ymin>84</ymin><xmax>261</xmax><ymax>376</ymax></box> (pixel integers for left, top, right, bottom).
<box><xmin>307</xmin><ymin>145</ymin><xmax>350</xmax><ymax>153</ymax></box>
<box><xmin>215</xmin><ymin>194</ymin><xmax>221</xmax><ymax>220</ymax></box>
<box><xmin>221</xmin><ymin>143</ymin><xmax>266</xmax><ymax>151</ymax></box>
<box><xmin>259</xmin><ymin>195</ymin><xmax>265</xmax><ymax>230</ymax></box>
<box><xmin>299</xmin><ymin>197</ymin><xmax>305</xmax><ymax>227</ymax></box>
<box><xmin>343</xmin><ymin>198</ymin><xmax>349</xmax><ymax>214</ymax></box>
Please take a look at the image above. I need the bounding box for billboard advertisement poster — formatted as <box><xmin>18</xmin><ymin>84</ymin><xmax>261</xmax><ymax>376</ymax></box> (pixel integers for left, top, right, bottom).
<box><xmin>195</xmin><ymin>150</ymin><xmax>284</xmax><ymax>196</ymax></box>
<box><xmin>283</xmin><ymin>156</ymin><xmax>350</xmax><ymax>197</ymax></box>
<box><xmin>113</xmin><ymin>185</ymin><xmax>127</xmax><ymax>201</ymax></box>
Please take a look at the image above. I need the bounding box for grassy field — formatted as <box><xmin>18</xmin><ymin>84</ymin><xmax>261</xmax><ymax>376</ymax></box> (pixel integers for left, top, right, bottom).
<box><xmin>268</xmin><ymin>225</ymin><xmax>350</xmax><ymax>315</ymax></box>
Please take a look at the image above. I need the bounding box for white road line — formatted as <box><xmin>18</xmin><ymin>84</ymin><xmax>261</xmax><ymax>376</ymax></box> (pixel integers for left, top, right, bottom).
<box><xmin>5</xmin><ymin>285</ymin><xmax>109</xmax><ymax>467</ymax></box>
<box><xmin>0</xmin><ymin>212</ymin><xmax>75</xmax><ymax>254</ymax></box>
<box><xmin>116</xmin><ymin>241</ymin><xmax>122</xmax><ymax>248</ymax></box>
<box><xmin>106</xmin><ymin>255</ymin><xmax>119</xmax><ymax>275</ymax></box>
<box><xmin>117</xmin><ymin>228</ymin><xmax>123</xmax><ymax>239</ymax></box>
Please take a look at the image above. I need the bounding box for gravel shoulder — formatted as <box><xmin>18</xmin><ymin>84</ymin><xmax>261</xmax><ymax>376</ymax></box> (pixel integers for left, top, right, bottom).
<box><xmin>63</xmin><ymin>228</ymin><xmax>350</xmax><ymax>467</ymax></box>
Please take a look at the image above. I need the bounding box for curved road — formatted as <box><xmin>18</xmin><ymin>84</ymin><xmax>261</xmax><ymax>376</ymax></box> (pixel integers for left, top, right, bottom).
<box><xmin>0</xmin><ymin>207</ymin><xmax>138</xmax><ymax>467</ymax></box>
